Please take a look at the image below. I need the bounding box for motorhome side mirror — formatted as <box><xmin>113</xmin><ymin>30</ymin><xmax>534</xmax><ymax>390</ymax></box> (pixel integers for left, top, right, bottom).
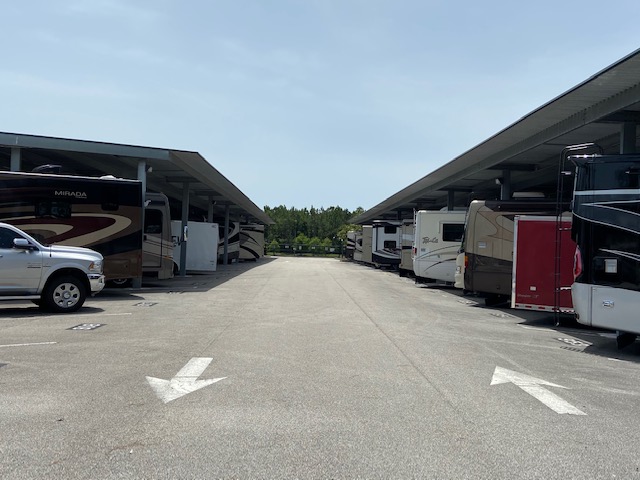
<box><xmin>13</xmin><ymin>238</ymin><xmax>34</xmax><ymax>249</ymax></box>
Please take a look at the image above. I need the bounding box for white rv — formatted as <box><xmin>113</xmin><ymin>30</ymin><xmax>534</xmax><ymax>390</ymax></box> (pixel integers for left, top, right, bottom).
<box><xmin>371</xmin><ymin>220</ymin><xmax>401</xmax><ymax>268</ymax></box>
<box><xmin>412</xmin><ymin>210</ymin><xmax>466</xmax><ymax>285</ymax></box>
<box><xmin>171</xmin><ymin>221</ymin><xmax>219</xmax><ymax>273</ymax></box>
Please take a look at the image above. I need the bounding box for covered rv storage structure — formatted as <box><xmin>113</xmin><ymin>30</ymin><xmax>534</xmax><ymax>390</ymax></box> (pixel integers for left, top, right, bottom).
<box><xmin>353</xmin><ymin>48</ymin><xmax>640</xmax><ymax>223</ymax></box>
<box><xmin>0</xmin><ymin>132</ymin><xmax>273</xmax><ymax>279</ymax></box>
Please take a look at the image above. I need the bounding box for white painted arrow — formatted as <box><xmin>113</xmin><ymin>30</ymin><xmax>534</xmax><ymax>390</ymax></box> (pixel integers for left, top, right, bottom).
<box><xmin>491</xmin><ymin>366</ymin><xmax>586</xmax><ymax>415</ymax></box>
<box><xmin>146</xmin><ymin>357</ymin><xmax>226</xmax><ymax>404</ymax></box>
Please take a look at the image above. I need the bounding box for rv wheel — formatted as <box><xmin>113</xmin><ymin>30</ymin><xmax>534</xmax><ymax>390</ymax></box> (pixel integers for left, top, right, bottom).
<box><xmin>484</xmin><ymin>294</ymin><xmax>509</xmax><ymax>307</ymax></box>
<box><xmin>108</xmin><ymin>278</ymin><xmax>132</xmax><ymax>288</ymax></box>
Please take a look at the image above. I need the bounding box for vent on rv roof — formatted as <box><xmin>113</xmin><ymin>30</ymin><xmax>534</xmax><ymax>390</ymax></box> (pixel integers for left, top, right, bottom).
<box><xmin>32</xmin><ymin>164</ymin><xmax>62</xmax><ymax>174</ymax></box>
<box><xmin>512</xmin><ymin>192</ymin><xmax>545</xmax><ymax>199</ymax></box>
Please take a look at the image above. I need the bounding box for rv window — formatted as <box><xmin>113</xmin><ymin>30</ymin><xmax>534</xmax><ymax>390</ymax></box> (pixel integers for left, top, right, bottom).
<box><xmin>442</xmin><ymin>223</ymin><xmax>464</xmax><ymax>242</ymax></box>
<box><xmin>36</xmin><ymin>201</ymin><xmax>71</xmax><ymax>218</ymax></box>
<box><xmin>577</xmin><ymin>161</ymin><xmax>640</xmax><ymax>190</ymax></box>
<box><xmin>383</xmin><ymin>240</ymin><xmax>397</xmax><ymax>249</ymax></box>
<box><xmin>383</xmin><ymin>226</ymin><xmax>397</xmax><ymax>234</ymax></box>
<box><xmin>145</xmin><ymin>209</ymin><xmax>163</xmax><ymax>234</ymax></box>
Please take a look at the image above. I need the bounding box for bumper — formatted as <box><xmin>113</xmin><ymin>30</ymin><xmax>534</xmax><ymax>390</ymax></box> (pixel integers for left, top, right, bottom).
<box><xmin>88</xmin><ymin>274</ymin><xmax>106</xmax><ymax>295</ymax></box>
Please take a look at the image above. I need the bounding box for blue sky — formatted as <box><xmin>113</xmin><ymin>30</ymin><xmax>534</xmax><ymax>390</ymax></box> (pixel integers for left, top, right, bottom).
<box><xmin>2</xmin><ymin>1</ymin><xmax>640</xmax><ymax>211</ymax></box>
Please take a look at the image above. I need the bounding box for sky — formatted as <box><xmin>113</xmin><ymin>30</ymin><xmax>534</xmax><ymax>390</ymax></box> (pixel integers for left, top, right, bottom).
<box><xmin>2</xmin><ymin>1</ymin><xmax>640</xmax><ymax>212</ymax></box>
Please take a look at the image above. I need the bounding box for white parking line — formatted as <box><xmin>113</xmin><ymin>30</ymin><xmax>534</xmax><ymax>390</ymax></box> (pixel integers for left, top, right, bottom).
<box><xmin>39</xmin><ymin>312</ymin><xmax>133</xmax><ymax>320</ymax></box>
<box><xmin>0</xmin><ymin>342</ymin><xmax>57</xmax><ymax>348</ymax></box>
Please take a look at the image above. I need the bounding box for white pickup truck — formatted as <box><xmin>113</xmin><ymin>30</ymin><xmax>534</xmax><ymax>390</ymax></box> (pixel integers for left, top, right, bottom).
<box><xmin>0</xmin><ymin>222</ymin><xmax>105</xmax><ymax>312</ymax></box>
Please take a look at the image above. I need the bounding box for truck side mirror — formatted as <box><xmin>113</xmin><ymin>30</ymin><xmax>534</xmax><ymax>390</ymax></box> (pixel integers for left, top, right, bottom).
<box><xmin>13</xmin><ymin>238</ymin><xmax>35</xmax><ymax>250</ymax></box>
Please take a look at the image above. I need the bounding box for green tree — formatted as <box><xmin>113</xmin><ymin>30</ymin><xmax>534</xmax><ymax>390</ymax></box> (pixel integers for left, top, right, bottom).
<box><xmin>264</xmin><ymin>204</ymin><xmax>365</xmax><ymax>249</ymax></box>
<box><xmin>267</xmin><ymin>239</ymin><xmax>280</xmax><ymax>254</ymax></box>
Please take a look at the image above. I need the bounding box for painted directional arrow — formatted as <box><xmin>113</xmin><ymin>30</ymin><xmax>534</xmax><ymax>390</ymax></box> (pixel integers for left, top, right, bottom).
<box><xmin>146</xmin><ymin>357</ymin><xmax>226</xmax><ymax>404</ymax></box>
<box><xmin>491</xmin><ymin>366</ymin><xmax>586</xmax><ymax>415</ymax></box>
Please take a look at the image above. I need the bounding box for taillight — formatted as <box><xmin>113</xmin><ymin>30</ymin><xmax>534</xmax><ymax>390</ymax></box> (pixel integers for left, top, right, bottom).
<box><xmin>464</xmin><ymin>255</ymin><xmax>468</xmax><ymax>268</ymax></box>
<box><xmin>573</xmin><ymin>245</ymin><xmax>583</xmax><ymax>280</ymax></box>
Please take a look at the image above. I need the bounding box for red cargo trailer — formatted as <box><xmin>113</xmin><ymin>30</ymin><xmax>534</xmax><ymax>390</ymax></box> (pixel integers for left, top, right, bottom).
<box><xmin>511</xmin><ymin>215</ymin><xmax>576</xmax><ymax>312</ymax></box>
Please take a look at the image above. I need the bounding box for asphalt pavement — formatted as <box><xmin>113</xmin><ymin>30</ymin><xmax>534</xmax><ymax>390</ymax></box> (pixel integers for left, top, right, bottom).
<box><xmin>1</xmin><ymin>257</ymin><xmax>640</xmax><ymax>479</ymax></box>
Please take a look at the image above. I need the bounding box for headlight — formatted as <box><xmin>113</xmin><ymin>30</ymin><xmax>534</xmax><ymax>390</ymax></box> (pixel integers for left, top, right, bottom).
<box><xmin>88</xmin><ymin>260</ymin><xmax>103</xmax><ymax>273</ymax></box>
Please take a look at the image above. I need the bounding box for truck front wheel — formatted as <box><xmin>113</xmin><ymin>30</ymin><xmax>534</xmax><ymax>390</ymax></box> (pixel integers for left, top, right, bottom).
<box><xmin>41</xmin><ymin>275</ymin><xmax>87</xmax><ymax>313</ymax></box>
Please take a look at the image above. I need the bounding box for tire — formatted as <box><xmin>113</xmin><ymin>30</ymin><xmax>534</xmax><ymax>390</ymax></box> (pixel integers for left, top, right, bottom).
<box><xmin>107</xmin><ymin>278</ymin><xmax>132</xmax><ymax>288</ymax></box>
<box><xmin>41</xmin><ymin>275</ymin><xmax>87</xmax><ymax>313</ymax></box>
<box><xmin>484</xmin><ymin>294</ymin><xmax>509</xmax><ymax>307</ymax></box>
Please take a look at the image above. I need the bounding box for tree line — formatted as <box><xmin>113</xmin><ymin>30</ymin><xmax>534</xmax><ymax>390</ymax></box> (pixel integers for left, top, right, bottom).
<box><xmin>263</xmin><ymin>205</ymin><xmax>364</xmax><ymax>252</ymax></box>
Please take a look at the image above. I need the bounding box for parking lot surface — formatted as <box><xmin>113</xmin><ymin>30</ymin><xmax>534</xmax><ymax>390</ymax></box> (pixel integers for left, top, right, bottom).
<box><xmin>2</xmin><ymin>257</ymin><xmax>640</xmax><ymax>479</ymax></box>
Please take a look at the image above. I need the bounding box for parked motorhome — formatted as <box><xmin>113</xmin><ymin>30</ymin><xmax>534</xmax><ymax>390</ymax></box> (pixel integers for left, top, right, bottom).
<box><xmin>399</xmin><ymin>219</ymin><xmax>414</xmax><ymax>276</ymax></box>
<box><xmin>511</xmin><ymin>215</ymin><xmax>575</xmax><ymax>312</ymax></box>
<box><xmin>571</xmin><ymin>153</ymin><xmax>640</xmax><ymax>346</ymax></box>
<box><xmin>353</xmin><ymin>231</ymin><xmax>364</xmax><ymax>262</ymax></box>
<box><xmin>171</xmin><ymin>220</ymin><xmax>218</xmax><ymax>273</ymax></box>
<box><xmin>218</xmin><ymin>221</ymin><xmax>240</xmax><ymax>263</ymax></box>
<box><xmin>454</xmin><ymin>251</ymin><xmax>465</xmax><ymax>289</ymax></box>
<box><xmin>345</xmin><ymin>230</ymin><xmax>357</xmax><ymax>260</ymax></box>
<box><xmin>0</xmin><ymin>171</ymin><xmax>144</xmax><ymax>284</ymax></box>
<box><xmin>361</xmin><ymin>226</ymin><xmax>373</xmax><ymax>264</ymax></box>
<box><xmin>240</xmin><ymin>223</ymin><xmax>265</xmax><ymax>261</ymax></box>
<box><xmin>412</xmin><ymin>210</ymin><xmax>466</xmax><ymax>284</ymax></box>
<box><xmin>371</xmin><ymin>220</ymin><xmax>401</xmax><ymax>268</ymax></box>
<box><xmin>143</xmin><ymin>192</ymin><xmax>174</xmax><ymax>280</ymax></box>
<box><xmin>462</xmin><ymin>199</ymin><xmax>566</xmax><ymax>304</ymax></box>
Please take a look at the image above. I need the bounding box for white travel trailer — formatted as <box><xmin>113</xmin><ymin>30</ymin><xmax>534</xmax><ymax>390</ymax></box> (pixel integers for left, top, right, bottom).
<box><xmin>171</xmin><ymin>220</ymin><xmax>219</xmax><ymax>273</ymax></box>
<box><xmin>412</xmin><ymin>210</ymin><xmax>466</xmax><ymax>284</ymax></box>
<box><xmin>239</xmin><ymin>224</ymin><xmax>265</xmax><ymax>261</ymax></box>
<box><xmin>371</xmin><ymin>220</ymin><xmax>401</xmax><ymax>268</ymax></box>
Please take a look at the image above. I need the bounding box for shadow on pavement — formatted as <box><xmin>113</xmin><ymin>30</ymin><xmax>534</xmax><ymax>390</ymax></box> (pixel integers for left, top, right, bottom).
<box><xmin>103</xmin><ymin>257</ymin><xmax>278</xmax><ymax>297</ymax></box>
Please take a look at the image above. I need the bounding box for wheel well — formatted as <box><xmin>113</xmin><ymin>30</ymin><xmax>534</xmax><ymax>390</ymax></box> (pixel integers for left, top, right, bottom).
<box><xmin>44</xmin><ymin>268</ymin><xmax>90</xmax><ymax>293</ymax></box>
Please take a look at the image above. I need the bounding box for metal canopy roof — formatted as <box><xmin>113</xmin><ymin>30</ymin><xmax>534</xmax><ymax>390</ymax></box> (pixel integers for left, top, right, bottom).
<box><xmin>0</xmin><ymin>132</ymin><xmax>273</xmax><ymax>225</ymax></box>
<box><xmin>353</xmin><ymin>48</ymin><xmax>640</xmax><ymax>223</ymax></box>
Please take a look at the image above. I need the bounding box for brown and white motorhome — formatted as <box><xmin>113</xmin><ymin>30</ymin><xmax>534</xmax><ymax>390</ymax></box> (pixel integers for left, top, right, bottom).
<box><xmin>0</xmin><ymin>171</ymin><xmax>144</xmax><ymax>284</ymax></box>
<box><xmin>0</xmin><ymin>171</ymin><xmax>175</xmax><ymax>285</ymax></box>
<box><xmin>143</xmin><ymin>192</ymin><xmax>174</xmax><ymax>280</ymax></box>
